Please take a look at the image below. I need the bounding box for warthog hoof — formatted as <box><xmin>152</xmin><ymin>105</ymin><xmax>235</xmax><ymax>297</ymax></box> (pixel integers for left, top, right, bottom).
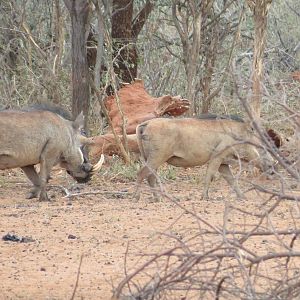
<box><xmin>26</xmin><ymin>189</ymin><xmax>39</xmax><ymax>199</ymax></box>
<box><xmin>236</xmin><ymin>192</ymin><xmax>247</xmax><ymax>201</ymax></box>
<box><xmin>132</xmin><ymin>191</ymin><xmax>141</xmax><ymax>202</ymax></box>
<box><xmin>39</xmin><ymin>191</ymin><xmax>50</xmax><ymax>202</ymax></box>
<box><xmin>201</xmin><ymin>192</ymin><xmax>210</xmax><ymax>200</ymax></box>
<box><xmin>149</xmin><ymin>195</ymin><xmax>162</xmax><ymax>203</ymax></box>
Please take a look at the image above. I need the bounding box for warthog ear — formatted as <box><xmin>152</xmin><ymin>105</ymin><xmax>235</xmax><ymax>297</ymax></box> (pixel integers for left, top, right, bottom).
<box><xmin>73</xmin><ymin>111</ymin><xmax>84</xmax><ymax>131</ymax></box>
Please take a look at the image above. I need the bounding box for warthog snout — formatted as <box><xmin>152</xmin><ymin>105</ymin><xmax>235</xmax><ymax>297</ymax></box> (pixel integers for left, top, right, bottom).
<box><xmin>67</xmin><ymin>154</ymin><xmax>105</xmax><ymax>183</ymax></box>
<box><xmin>82</xmin><ymin>163</ymin><xmax>93</xmax><ymax>173</ymax></box>
<box><xmin>67</xmin><ymin>163</ymin><xmax>93</xmax><ymax>183</ymax></box>
<box><xmin>259</xmin><ymin>151</ymin><xmax>277</xmax><ymax>175</ymax></box>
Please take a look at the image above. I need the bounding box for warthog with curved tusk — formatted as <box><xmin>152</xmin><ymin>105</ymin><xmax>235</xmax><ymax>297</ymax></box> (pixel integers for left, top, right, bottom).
<box><xmin>135</xmin><ymin>117</ymin><xmax>275</xmax><ymax>200</ymax></box>
<box><xmin>0</xmin><ymin>109</ymin><xmax>104</xmax><ymax>201</ymax></box>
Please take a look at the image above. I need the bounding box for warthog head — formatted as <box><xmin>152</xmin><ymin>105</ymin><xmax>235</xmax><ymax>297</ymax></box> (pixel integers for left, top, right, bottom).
<box><xmin>64</xmin><ymin>159</ymin><xmax>103</xmax><ymax>183</ymax></box>
<box><xmin>246</xmin><ymin>124</ymin><xmax>278</xmax><ymax>175</ymax></box>
<box><xmin>63</xmin><ymin>153</ymin><xmax>104</xmax><ymax>184</ymax></box>
<box><xmin>24</xmin><ymin>103</ymin><xmax>104</xmax><ymax>184</ymax></box>
<box><xmin>59</xmin><ymin>112</ymin><xmax>104</xmax><ymax>183</ymax></box>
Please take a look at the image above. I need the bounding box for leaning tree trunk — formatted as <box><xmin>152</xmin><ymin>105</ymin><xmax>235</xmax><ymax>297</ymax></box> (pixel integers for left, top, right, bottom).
<box><xmin>112</xmin><ymin>0</ymin><xmax>136</xmax><ymax>84</ymax></box>
<box><xmin>64</xmin><ymin>0</ymin><xmax>90</xmax><ymax>129</ymax></box>
<box><xmin>247</xmin><ymin>0</ymin><xmax>272</xmax><ymax>119</ymax></box>
<box><xmin>111</xmin><ymin>0</ymin><xmax>153</xmax><ymax>84</ymax></box>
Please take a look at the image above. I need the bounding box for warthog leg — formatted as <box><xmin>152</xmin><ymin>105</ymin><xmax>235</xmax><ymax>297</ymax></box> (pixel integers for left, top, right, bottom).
<box><xmin>135</xmin><ymin>165</ymin><xmax>151</xmax><ymax>200</ymax></box>
<box><xmin>134</xmin><ymin>165</ymin><xmax>159</xmax><ymax>201</ymax></box>
<box><xmin>218</xmin><ymin>164</ymin><xmax>244</xmax><ymax>199</ymax></box>
<box><xmin>21</xmin><ymin>166</ymin><xmax>40</xmax><ymax>199</ymax></box>
<box><xmin>147</xmin><ymin>173</ymin><xmax>160</xmax><ymax>200</ymax></box>
<box><xmin>38</xmin><ymin>141</ymin><xmax>58</xmax><ymax>201</ymax></box>
<box><xmin>202</xmin><ymin>158</ymin><xmax>222</xmax><ymax>200</ymax></box>
<box><xmin>202</xmin><ymin>157</ymin><xmax>244</xmax><ymax>199</ymax></box>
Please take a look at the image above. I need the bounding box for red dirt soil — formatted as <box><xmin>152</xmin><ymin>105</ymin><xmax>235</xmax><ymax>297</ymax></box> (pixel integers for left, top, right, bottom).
<box><xmin>0</xmin><ymin>165</ymin><xmax>300</xmax><ymax>299</ymax></box>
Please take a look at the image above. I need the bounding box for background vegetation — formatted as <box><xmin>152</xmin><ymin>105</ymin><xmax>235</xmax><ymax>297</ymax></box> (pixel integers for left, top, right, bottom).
<box><xmin>0</xmin><ymin>0</ymin><xmax>299</xmax><ymax>133</ymax></box>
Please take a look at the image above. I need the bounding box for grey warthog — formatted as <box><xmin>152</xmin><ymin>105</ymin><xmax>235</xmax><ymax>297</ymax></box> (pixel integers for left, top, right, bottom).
<box><xmin>135</xmin><ymin>117</ymin><xmax>274</xmax><ymax>200</ymax></box>
<box><xmin>0</xmin><ymin>109</ymin><xmax>104</xmax><ymax>201</ymax></box>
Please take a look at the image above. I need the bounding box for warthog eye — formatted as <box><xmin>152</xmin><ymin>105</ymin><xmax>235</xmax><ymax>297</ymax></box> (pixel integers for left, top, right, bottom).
<box><xmin>80</xmin><ymin>128</ymin><xmax>87</xmax><ymax>136</ymax></box>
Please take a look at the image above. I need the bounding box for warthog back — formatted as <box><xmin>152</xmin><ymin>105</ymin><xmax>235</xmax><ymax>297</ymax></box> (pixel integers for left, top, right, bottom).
<box><xmin>0</xmin><ymin>110</ymin><xmax>74</xmax><ymax>168</ymax></box>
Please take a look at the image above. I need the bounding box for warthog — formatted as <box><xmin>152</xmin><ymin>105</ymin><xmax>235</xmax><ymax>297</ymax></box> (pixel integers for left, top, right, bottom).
<box><xmin>0</xmin><ymin>109</ymin><xmax>104</xmax><ymax>201</ymax></box>
<box><xmin>197</xmin><ymin>113</ymin><xmax>244</xmax><ymax>123</ymax></box>
<box><xmin>87</xmin><ymin>133</ymin><xmax>140</xmax><ymax>162</ymax></box>
<box><xmin>135</xmin><ymin>117</ymin><xmax>274</xmax><ymax>200</ymax></box>
<box><xmin>22</xmin><ymin>103</ymin><xmax>74</xmax><ymax>121</ymax></box>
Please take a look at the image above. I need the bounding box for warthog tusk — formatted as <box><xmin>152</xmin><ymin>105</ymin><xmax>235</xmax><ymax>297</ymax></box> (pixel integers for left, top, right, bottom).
<box><xmin>91</xmin><ymin>154</ymin><xmax>104</xmax><ymax>173</ymax></box>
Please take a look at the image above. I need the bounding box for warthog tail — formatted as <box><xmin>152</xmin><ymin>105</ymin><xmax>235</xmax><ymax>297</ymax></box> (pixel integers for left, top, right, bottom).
<box><xmin>136</xmin><ymin>122</ymin><xmax>149</xmax><ymax>162</ymax></box>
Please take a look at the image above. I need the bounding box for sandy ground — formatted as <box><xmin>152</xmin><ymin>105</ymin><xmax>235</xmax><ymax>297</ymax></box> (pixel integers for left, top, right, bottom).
<box><xmin>1</xmin><ymin>164</ymin><xmax>300</xmax><ymax>299</ymax></box>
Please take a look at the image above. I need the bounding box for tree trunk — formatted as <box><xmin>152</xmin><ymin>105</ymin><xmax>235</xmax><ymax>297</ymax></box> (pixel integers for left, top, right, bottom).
<box><xmin>252</xmin><ymin>9</ymin><xmax>267</xmax><ymax>119</ymax></box>
<box><xmin>53</xmin><ymin>0</ymin><xmax>65</xmax><ymax>75</ymax></box>
<box><xmin>64</xmin><ymin>0</ymin><xmax>90</xmax><ymax>129</ymax></box>
<box><xmin>200</xmin><ymin>66</ymin><xmax>213</xmax><ymax>114</ymax></box>
<box><xmin>248</xmin><ymin>0</ymin><xmax>272</xmax><ymax>119</ymax></box>
<box><xmin>200</xmin><ymin>23</ymin><xmax>219</xmax><ymax>114</ymax></box>
<box><xmin>111</xmin><ymin>0</ymin><xmax>153</xmax><ymax>84</ymax></box>
<box><xmin>94</xmin><ymin>0</ymin><xmax>105</xmax><ymax>88</ymax></box>
<box><xmin>112</xmin><ymin>0</ymin><xmax>136</xmax><ymax>84</ymax></box>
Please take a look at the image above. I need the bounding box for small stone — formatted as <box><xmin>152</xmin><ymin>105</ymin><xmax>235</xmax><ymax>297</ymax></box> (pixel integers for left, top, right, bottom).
<box><xmin>68</xmin><ymin>234</ymin><xmax>77</xmax><ymax>239</ymax></box>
